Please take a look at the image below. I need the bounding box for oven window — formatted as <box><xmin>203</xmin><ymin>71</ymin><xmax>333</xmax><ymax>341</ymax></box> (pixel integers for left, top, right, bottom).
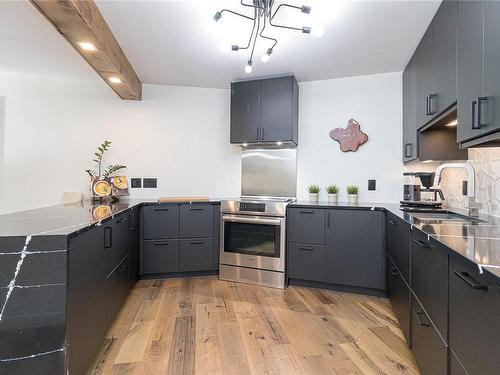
<box><xmin>224</xmin><ymin>222</ymin><xmax>280</xmax><ymax>258</ymax></box>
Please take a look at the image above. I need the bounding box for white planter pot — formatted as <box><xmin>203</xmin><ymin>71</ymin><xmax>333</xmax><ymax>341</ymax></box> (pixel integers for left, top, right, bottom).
<box><xmin>309</xmin><ymin>193</ymin><xmax>319</xmax><ymax>203</ymax></box>
<box><xmin>328</xmin><ymin>193</ymin><xmax>338</xmax><ymax>203</ymax></box>
<box><xmin>347</xmin><ymin>194</ymin><xmax>358</xmax><ymax>204</ymax></box>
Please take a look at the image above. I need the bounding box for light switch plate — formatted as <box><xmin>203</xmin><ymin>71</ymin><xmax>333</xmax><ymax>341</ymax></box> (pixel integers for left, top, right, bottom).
<box><xmin>368</xmin><ymin>179</ymin><xmax>376</xmax><ymax>191</ymax></box>
<box><xmin>143</xmin><ymin>178</ymin><xmax>157</xmax><ymax>188</ymax></box>
<box><xmin>131</xmin><ymin>178</ymin><xmax>142</xmax><ymax>188</ymax></box>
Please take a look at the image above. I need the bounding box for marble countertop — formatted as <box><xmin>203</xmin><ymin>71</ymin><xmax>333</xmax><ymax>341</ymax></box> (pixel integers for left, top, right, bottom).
<box><xmin>290</xmin><ymin>201</ymin><xmax>500</xmax><ymax>281</ymax></box>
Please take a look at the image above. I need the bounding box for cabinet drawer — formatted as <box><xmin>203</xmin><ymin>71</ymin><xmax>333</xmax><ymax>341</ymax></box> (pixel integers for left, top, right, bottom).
<box><xmin>386</xmin><ymin>255</ymin><xmax>411</xmax><ymax>343</ymax></box>
<box><xmin>287</xmin><ymin>208</ymin><xmax>325</xmax><ymax>245</ymax></box>
<box><xmin>180</xmin><ymin>238</ymin><xmax>214</xmax><ymax>272</ymax></box>
<box><xmin>411</xmin><ymin>231</ymin><xmax>448</xmax><ymax>340</ymax></box>
<box><xmin>386</xmin><ymin>212</ymin><xmax>411</xmax><ymax>282</ymax></box>
<box><xmin>180</xmin><ymin>204</ymin><xmax>213</xmax><ymax>238</ymax></box>
<box><xmin>288</xmin><ymin>243</ymin><xmax>325</xmax><ymax>282</ymax></box>
<box><xmin>143</xmin><ymin>205</ymin><xmax>179</xmax><ymax>239</ymax></box>
<box><xmin>449</xmin><ymin>255</ymin><xmax>500</xmax><ymax>375</ymax></box>
<box><xmin>411</xmin><ymin>294</ymin><xmax>447</xmax><ymax>375</ymax></box>
<box><xmin>142</xmin><ymin>240</ymin><xmax>179</xmax><ymax>274</ymax></box>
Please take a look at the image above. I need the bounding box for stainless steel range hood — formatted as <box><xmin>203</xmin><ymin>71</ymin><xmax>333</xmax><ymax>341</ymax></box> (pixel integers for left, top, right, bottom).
<box><xmin>241</xmin><ymin>148</ymin><xmax>297</xmax><ymax>199</ymax></box>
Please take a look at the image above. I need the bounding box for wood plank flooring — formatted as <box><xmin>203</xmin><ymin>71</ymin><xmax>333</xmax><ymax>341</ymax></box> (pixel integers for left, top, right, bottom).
<box><xmin>89</xmin><ymin>276</ymin><xmax>419</xmax><ymax>375</ymax></box>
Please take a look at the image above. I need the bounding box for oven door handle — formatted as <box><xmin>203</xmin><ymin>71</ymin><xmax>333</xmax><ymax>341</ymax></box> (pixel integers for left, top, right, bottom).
<box><xmin>221</xmin><ymin>214</ymin><xmax>282</xmax><ymax>226</ymax></box>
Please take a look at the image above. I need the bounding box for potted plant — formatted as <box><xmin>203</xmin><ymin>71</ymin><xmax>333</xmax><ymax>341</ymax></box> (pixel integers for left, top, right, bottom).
<box><xmin>346</xmin><ymin>185</ymin><xmax>359</xmax><ymax>204</ymax></box>
<box><xmin>308</xmin><ymin>184</ymin><xmax>320</xmax><ymax>203</ymax></box>
<box><xmin>326</xmin><ymin>185</ymin><xmax>339</xmax><ymax>203</ymax></box>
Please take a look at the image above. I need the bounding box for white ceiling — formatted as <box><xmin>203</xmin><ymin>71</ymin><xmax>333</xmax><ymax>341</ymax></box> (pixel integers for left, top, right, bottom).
<box><xmin>0</xmin><ymin>0</ymin><xmax>441</xmax><ymax>89</ymax></box>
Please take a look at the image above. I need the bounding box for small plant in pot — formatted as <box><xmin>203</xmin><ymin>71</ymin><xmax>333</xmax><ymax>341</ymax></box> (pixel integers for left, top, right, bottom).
<box><xmin>346</xmin><ymin>185</ymin><xmax>359</xmax><ymax>204</ymax></box>
<box><xmin>326</xmin><ymin>185</ymin><xmax>339</xmax><ymax>203</ymax></box>
<box><xmin>308</xmin><ymin>185</ymin><xmax>320</xmax><ymax>203</ymax></box>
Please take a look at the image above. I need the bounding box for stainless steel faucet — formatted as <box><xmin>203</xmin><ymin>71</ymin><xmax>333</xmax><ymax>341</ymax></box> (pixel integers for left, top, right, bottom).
<box><xmin>433</xmin><ymin>162</ymin><xmax>482</xmax><ymax>217</ymax></box>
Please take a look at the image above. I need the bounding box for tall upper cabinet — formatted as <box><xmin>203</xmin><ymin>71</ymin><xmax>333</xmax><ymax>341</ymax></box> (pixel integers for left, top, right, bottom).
<box><xmin>230</xmin><ymin>76</ymin><xmax>298</xmax><ymax>145</ymax></box>
<box><xmin>457</xmin><ymin>1</ymin><xmax>500</xmax><ymax>147</ymax></box>
<box><xmin>402</xmin><ymin>0</ymin><xmax>457</xmax><ymax>162</ymax></box>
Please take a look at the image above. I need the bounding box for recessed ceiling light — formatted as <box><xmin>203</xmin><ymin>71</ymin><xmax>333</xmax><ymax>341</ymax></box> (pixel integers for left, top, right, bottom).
<box><xmin>108</xmin><ymin>77</ymin><xmax>123</xmax><ymax>84</ymax></box>
<box><xmin>422</xmin><ymin>160</ymin><xmax>435</xmax><ymax>163</ymax></box>
<box><xmin>276</xmin><ymin>141</ymin><xmax>283</xmax><ymax>145</ymax></box>
<box><xmin>242</xmin><ymin>143</ymin><xmax>248</xmax><ymax>147</ymax></box>
<box><xmin>445</xmin><ymin>119</ymin><xmax>458</xmax><ymax>127</ymax></box>
<box><xmin>77</xmin><ymin>42</ymin><xmax>97</xmax><ymax>51</ymax></box>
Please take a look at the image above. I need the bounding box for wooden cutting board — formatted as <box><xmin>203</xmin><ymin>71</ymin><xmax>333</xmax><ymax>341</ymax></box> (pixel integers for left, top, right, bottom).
<box><xmin>157</xmin><ymin>196</ymin><xmax>210</xmax><ymax>203</ymax></box>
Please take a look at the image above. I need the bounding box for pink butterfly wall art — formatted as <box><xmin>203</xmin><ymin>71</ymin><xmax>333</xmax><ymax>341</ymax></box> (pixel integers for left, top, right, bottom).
<box><xmin>329</xmin><ymin>119</ymin><xmax>368</xmax><ymax>152</ymax></box>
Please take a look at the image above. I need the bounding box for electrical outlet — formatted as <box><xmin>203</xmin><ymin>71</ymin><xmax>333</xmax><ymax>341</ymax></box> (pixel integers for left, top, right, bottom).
<box><xmin>368</xmin><ymin>179</ymin><xmax>376</xmax><ymax>191</ymax></box>
<box><xmin>131</xmin><ymin>178</ymin><xmax>142</xmax><ymax>188</ymax></box>
<box><xmin>143</xmin><ymin>178</ymin><xmax>157</xmax><ymax>188</ymax></box>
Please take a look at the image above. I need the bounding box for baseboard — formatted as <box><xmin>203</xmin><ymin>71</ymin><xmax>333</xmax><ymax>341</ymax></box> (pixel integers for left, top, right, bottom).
<box><xmin>288</xmin><ymin>278</ymin><xmax>387</xmax><ymax>298</ymax></box>
<box><xmin>140</xmin><ymin>270</ymin><xmax>219</xmax><ymax>280</ymax></box>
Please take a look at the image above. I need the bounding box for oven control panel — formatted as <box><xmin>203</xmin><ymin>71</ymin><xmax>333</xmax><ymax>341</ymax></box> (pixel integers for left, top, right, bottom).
<box><xmin>239</xmin><ymin>202</ymin><xmax>266</xmax><ymax>213</ymax></box>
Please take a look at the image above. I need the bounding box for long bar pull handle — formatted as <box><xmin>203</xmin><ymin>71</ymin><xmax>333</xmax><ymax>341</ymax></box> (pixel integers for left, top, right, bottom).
<box><xmin>104</xmin><ymin>227</ymin><xmax>112</xmax><ymax>248</ymax></box>
<box><xmin>413</xmin><ymin>239</ymin><xmax>430</xmax><ymax>248</ymax></box>
<box><xmin>454</xmin><ymin>271</ymin><xmax>488</xmax><ymax>291</ymax></box>
<box><xmin>477</xmin><ymin>96</ymin><xmax>489</xmax><ymax>128</ymax></box>
<box><xmin>299</xmin><ymin>247</ymin><xmax>314</xmax><ymax>251</ymax></box>
<box><xmin>472</xmin><ymin>100</ymin><xmax>478</xmax><ymax>129</ymax></box>
<box><xmin>414</xmin><ymin>310</ymin><xmax>431</xmax><ymax>327</ymax></box>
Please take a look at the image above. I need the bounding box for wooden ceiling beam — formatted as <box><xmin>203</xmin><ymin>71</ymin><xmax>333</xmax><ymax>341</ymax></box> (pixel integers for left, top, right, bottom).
<box><xmin>30</xmin><ymin>0</ymin><xmax>142</xmax><ymax>100</ymax></box>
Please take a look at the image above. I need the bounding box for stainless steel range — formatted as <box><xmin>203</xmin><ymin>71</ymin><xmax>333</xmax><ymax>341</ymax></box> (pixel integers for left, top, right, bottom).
<box><xmin>219</xmin><ymin>197</ymin><xmax>293</xmax><ymax>289</ymax></box>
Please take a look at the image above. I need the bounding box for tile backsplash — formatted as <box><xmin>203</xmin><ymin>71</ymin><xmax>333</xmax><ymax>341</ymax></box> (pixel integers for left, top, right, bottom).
<box><xmin>404</xmin><ymin>148</ymin><xmax>500</xmax><ymax>218</ymax></box>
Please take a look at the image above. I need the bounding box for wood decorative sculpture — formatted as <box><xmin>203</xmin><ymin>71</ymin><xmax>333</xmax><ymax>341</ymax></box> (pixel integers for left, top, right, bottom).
<box><xmin>329</xmin><ymin>119</ymin><xmax>368</xmax><ymax>152</ymax></box>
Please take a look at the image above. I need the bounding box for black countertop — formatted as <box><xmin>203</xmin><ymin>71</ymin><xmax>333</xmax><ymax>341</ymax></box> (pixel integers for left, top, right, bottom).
<box><xmin>290</xmin><ymin>201</ymin><xmax>500</xmax><ymax>280</ymax></box>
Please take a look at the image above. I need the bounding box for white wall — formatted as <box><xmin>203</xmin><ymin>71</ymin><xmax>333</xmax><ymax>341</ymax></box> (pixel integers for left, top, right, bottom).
<box><xmin>297</xmin><ymin>72</ymin><xmax>403</xmax><ymax>202</ymax></box>
<box><xmin>0</xmin><ymin>72</ymin><xmax>241</xmax><ymax>214</ymax></box>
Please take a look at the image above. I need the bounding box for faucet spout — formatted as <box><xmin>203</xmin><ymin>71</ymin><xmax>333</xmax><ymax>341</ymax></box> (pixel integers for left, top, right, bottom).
<box><xmin>433</xmin><ymin>162</ymin><xmax>475</xmax><ymax>198</ymax></box>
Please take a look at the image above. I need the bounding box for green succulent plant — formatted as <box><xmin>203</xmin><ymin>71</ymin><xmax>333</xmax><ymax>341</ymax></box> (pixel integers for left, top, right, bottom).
<box><xmin>308</xmin><ymin>184</ymin><xmax>320</xmax><ymax>194</ymax></box>
<box><xmin>347</xmin><ymin>185</ymin><xmax>359</xmax><ymax>195</ymax></box>
<box><xmin>326</xmin><ymin>185</ymin><xmax>339</xmax><ymax>194</ymax></box>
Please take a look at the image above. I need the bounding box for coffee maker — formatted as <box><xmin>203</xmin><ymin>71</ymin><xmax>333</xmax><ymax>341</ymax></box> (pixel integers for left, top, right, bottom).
<box><xmin>401</xmin><ymin>172</ymin><xmax>444</xmax><ymax>208</ymax></box>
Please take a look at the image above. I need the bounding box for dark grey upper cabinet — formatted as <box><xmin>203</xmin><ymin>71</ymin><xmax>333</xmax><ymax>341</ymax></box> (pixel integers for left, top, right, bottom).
<box><xmin>260</xmin><ymin>76</ymin><xmax>298</xmax><ymax>143</ymax></box>
<box><xmin>325</xmin><ymin>210</ymin><xmax>384</xmax><ymax>290</ymax></box>
<box><xmin>403</xmin><ymin>55</ymin><xmax>418</xmax><ymax>162</ymax></box>
<box><xmin>230</xmin><ymin>80</ymin><xmax>260</xmax><ymax>143</ymax></box>
<box><xmin>416</xmin><ymin>26</ymin><xmax>434</xmax><ymax>128</ymax></box>
<box><xmin>457</xmin><ymin>0</ymin><xmax>500</xmax><ymax>145</ymax></box>
<box><xmin>230</xmin><ymin>76</ymin><xmax>298</xmax><ymax>145</ymax></box>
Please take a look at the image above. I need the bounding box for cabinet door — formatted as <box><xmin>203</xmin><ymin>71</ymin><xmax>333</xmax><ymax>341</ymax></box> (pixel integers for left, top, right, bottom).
<box><xmin>325</xmin><ymin>210</ymin><xmax>384</xmax><ymax>290</ymax></box>
<box><xmin>142</xmin><ymin>239</ymin><xmax>180</xmax><ymax>274</ymax></box>
<box><xmin>449</xmin><ymin>349</ymin><xmax>467</xmax><ymax>375</ymax></box>
<box><xmin>180</xmin><ymin>204</ymin><xmax>213</xmax><ymax>238</ymax></box>
<box><xmin>411</xmin><ymin>232</ymin><xmax>448</xmax><ymax>340</ymax></box>
<box><xmin>260</xmin><ymin>76</ymin><xmax>294</xmax><ymax>142</ymax></box>
<box><xmin>230</xmin><ymin>80</ymin><xmax>260</xmax><ymax>143</ymax></box>
<box><xmin>483</xmin><ymin>1</ymin><xmax>500</xmax><ymax>137</ymax></box>
<box><xmin>411</xmin><ymin>294</ymin><xmax>448</xmax><ymax>375</ymax></box>
<box><xmin>457</xmin><ymin>0</ymin><xmax>484</xmax><ymax>143</ymax></box>
<box><xmin>386</xmin><ymin>213</ymin><xmax>411</xmax><ymax>283</ymax></box>
<box><xmin>386</xmin><ymin>255</ymin><xmax>411</xmax><ymax>342</ymax></box>
<box><xmin>416</xmin><ymin>27</ymin><xmax>434</xmax><ymax>127</ymax></box>
<box><xmin>403</xmin><ymin>56</ymin><xmax>418</xmax><ymax>162</ymax></box>
<box><xmin>288</xmin><ymin>243</ymin><xmax>325</xmax><ymax>282</ymax></box>
<box><xmin>180</xmin><ymin>239</ymin><xmax>214</xmax><ymax>272</ymax></box>
<box><xmin>449</xmin><ymin>255</ymin><xmax>500</xmax><ymax>375</ymax></box>
<box><xmin>128</xmin><ymin>207</ymin><xmax>140</xmax><ymax>281</ymax></box>
<box><xmin>143</xmin><ymin>205</ymin><xmax>179</xmax><ymax>239</ymax></box>
<box><xmin>287</xmin><ymin>208</ymin><xmax>325</xmax><ymax>245</ymax></box>
<box><xmin>432</xmin><ymin>0</ymin><xmax>457</xmax><ymax>114</ymax></box>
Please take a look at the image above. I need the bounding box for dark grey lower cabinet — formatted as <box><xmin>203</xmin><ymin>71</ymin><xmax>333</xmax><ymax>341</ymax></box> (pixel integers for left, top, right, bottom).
<box><xmin>288</xmin><ymin>243</ymin><xmax>325</xmax><ymax>282</ymax></box>
<box><xmin>449</xmin><ymin>349</ymin><xmax>467</xmax><ymax>375</ymax></box>
<box><xmin>449</xmin><ymin>255</ymin><xmax>500</xmax><ymax>375</ymax></box>
<box><xmin>180</xmin><ymin>238</ymin><xmax>214</xmax><ymax>272</ymax></box>
<box><xmin>411</xmin><ymin>231</ymin><xmax>448</xmax><ymax>340</ymax></box>
<box><xmin>386</xmin><ymin>213</ymin><xmax>411</xmax><ymax>283</ymax></box>
<box><xmin>143</xmin><ymin>240</ymin><xmax>180</xmax><ymax>274</ymax></box>
<box><xmin>411</xmin><ymin>294</ymin><xmax>447</xmax><ymax>375</ymax></box>
<box><xmin>326</xmin><ymin>210</ymin><xmax>384</xmax><ymax>290</ymax></box>
<box><xmin>386</xmin><ymin>255</ymin><xmax>411</xmax><ymax>342</ymax></box>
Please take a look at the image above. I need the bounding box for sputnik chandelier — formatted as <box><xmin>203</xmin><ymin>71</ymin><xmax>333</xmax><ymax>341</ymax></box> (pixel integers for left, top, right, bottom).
<box><xmin>213</xmin><ymin>0</ymin><xmax>323</xmax><ymax>73</ymax></box>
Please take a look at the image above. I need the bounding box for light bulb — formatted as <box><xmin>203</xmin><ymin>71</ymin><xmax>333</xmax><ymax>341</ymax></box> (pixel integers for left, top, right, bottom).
<box><xmin>245</xmin><ymin>60</ymin><xmax>253</xmax><ymax>74</ymax></box>
<box><xmin>77</xmin><ymin>42</ymin><xmax>97</xmax><ymax>51</ymax></box>
<box><xmin>261</xmin><ymin>53</ymin><xmax>270</xmax><ymax>63</ymax></box>
<box><xmin>311</xmin><ymin>26</ymin><xmax>325</xmax><ymax>37</ymax></box>
<box><xmin>108</xmin><ymin>77</ymin><xmax>123</xmax><ymax>84</ymax></box>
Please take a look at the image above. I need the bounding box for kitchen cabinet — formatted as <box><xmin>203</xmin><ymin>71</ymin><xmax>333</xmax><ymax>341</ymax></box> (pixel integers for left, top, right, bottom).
<box><xmin>449</xmin><ymin>254</ymin><xmax>500</xmax><ymax>375</ymax></box>
<box><xmin>128</xmin><ymin>206</ymin><xmax>140</xmax><ymax>281</ymax></box>
<box><xmin>416</xmin><ymin>27</ymin><xmax>434</xmax><ymax>128</ymax></box>
<box><xmin>386</xmin><ymin>255</ymin><xmax>411</xmax><ymax>342</ymax></box>
<box><xmin>230</xmin><ymin>80</ymin><xmax>260</xmax><ymax>143</ymax></box>
<box><xmin>450</xmin><ymin>350</ymin><xmax>467</xmax><ymax>375</ymax></box>
<box><xmin>230</xmin><ymin>76</ymin><xmax>298</xmax><ymax>145</ymax></box>
<box><xmin>411</xmin><ymin>231</ymin><xmax>448</xmax><ymax>341</ymax></box>
<box><xmin>288</xmin><ymin>243</ymin><xmax>325</xmax><ymax>282</ymax></box>
<box><xmin>287</xmin><ymin>208</ymin><xmax>325</xmax><ymax>245</ymax></box>
<box><xmin>141</xmin><ymin>203</ymin><xmax>220</xmax><ymax>276</ymax></box>
<box><xmin>142</xmin><ymin>205</ymin><xmax>179</xmax><ymax>239</ymax></box>
<box><xmin>403</xmin><ymin>54</ymin><xmax>418</xmax><ymax>162</ymax></box>
<box><xmin>385</xmin><ymin>212</ymin><xmax>411</xmax><ymax>283</ymax></box>
<box><xmin>411</xmin><ymin>294</ymin><xmax>448</xmax><ymax>375</ymax></box>
<box><xmin>457</xmin><ymin>0</ymin><xmax>500</xmax><ymax>145</ymax></box>
<box><xmin>325</xmin><ymin>210</ymin><xmax>384</xmax><ymax>290</ymax></box>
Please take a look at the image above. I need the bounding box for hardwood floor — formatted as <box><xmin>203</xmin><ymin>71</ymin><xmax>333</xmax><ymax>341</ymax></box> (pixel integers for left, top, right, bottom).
<box><xmin>90</xmin><ymin>276</ymin><xmax>419</xmax><ymax>375</ymax></box>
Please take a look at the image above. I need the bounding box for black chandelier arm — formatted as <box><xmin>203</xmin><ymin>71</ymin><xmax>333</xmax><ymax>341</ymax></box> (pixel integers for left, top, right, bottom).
<box><xmin>234</xmin><ymin>7</ymin><xmax>258</xmax><ymax>51</ymax></box>
<box><xmin>249</xmin><ymin>8</ymin><xmax>261</xmax><ymax>61</ymax></box>
<box><xmin>271</xmin><ymin>3</ymin><xmax>303</xmax><ymax>20</ymax></box>
<box><xmin>259</xmin><ymin>13</ymin><xmax>278</xmax><ymax>49</ymax></box>
<box><xmin>268</xmin><ymin>20</ymin><xmax>303</xmax><ymax>32</ymax></box>
<box><xmin>219</xmin><ymin>9</ymin><xmax>255</xmax><ymax>21</ymax></box>
<box><xmin>240</xmin><ymin>0</ymin><xmax>265</xmax><ymax>11</ymax></box>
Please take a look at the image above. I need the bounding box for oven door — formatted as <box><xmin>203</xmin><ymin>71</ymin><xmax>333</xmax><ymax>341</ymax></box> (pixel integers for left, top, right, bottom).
<box><xmin>220</xmin><ymin>214</ymin><xmax>285</xmax><ymax>272</ymax></box>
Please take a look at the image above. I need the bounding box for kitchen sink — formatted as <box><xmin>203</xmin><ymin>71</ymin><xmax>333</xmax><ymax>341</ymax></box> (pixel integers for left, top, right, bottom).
<box><xmin>400</xmin><ymin>209</ymin><xmax>486</xmax><ymax>223</ymax></box>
